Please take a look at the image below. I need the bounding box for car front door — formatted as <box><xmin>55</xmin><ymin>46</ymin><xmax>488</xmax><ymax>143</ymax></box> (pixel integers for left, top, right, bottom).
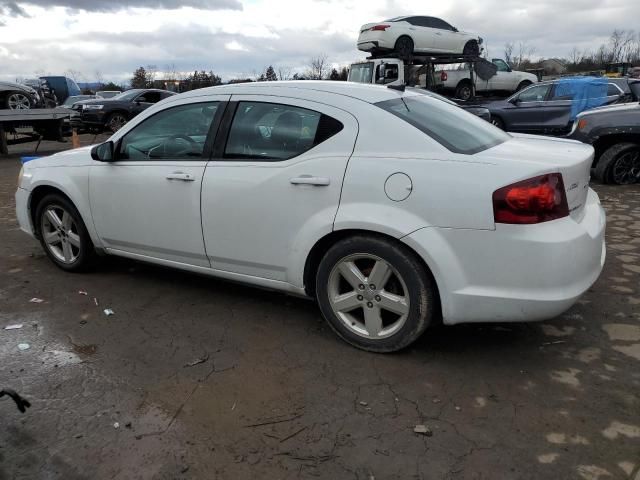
<box><xmin>502</xmin><ymin>83</ymin><xmax>552</xmax><ymax>133</ymax></box>
<box><xmin>89</xmin><ymin>96</ymin><xmax>229</xmax><ymax>267</ymax></box>
<box><xmin>201</xmin><ymin>96</ymin><xmax>357</xmax><ymax>285</ymax></box>
<box><xmin>487</xmin><ymin>59</ymin><xmax>513</xmax><ymax>91</ymax></box>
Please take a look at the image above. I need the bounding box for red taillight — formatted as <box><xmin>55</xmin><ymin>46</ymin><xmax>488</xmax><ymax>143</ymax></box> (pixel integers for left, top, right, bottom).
<box><xmin>440</xmin><ymin>71</ymin><xmax>448</xmax><ymax>81</ymax></box>
<box><xmin>492</xmin><ymin>173</ymin><xmax>569</xmax><ymax>224</ymax></box>
<box><xmin>370</xmin><ymin>24</ymin><xmax>390</xmax><ymax>31</ymax></box>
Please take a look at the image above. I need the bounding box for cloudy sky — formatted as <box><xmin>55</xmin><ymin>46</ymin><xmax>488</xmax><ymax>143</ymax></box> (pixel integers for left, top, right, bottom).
<box><xmin>0</xmin><ymin>0</ymin><xmax>635</xmax><ymax>84</ymax></box>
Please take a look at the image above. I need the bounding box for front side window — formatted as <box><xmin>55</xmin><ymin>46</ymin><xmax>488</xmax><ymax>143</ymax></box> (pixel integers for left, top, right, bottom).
<box><xmin>376</xmin><ymin>95</ymin><xmax>510</xmax><ymax>155</ymax></box>
<box><xmin>517</xmin><ymin>84</ymin><xmax>551</xmax><ymax>102</ymax></box>
<box><xmin>118</xmin><ymin>102</ymin><xmax>219</xmax><ymax>160</ymax></box>
<box><xmin>493</xmin><ymin>59</ymin><xmax>510</xmax><ymax>72</ymax></box>
<box><xmin>137</xmin><ymin>92</ymin><xmax>162</xmax><ymax>104</ymax></box>
<box><xmin>224</xmin><ymin>102</ymin><xmax>343</xmax><ymax>161</ymax></box>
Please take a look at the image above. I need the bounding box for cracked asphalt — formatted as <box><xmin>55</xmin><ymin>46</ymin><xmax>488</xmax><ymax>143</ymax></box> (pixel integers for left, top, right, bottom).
<box><xmin>1</xmin><ymin>137</ymin><xmax>639</xmax><ymax>479</ymax></box>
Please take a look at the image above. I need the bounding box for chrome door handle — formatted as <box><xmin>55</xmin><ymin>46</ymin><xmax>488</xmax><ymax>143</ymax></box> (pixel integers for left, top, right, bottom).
<box><xmin>166</xmin><ymin>172</ymin><xmax>195</xmax><ymax>182</ymax></box>
<box><xmin>290</xmin><ymin>176</ymin><xmax>330</xmax><ymax>186</ymax></box>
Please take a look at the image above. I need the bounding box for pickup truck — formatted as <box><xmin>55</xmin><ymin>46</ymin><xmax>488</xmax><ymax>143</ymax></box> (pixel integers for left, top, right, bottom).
<box><xmin>439</xmin><ymin>58</ymin><xmax>538</xmax><ymax>100</ymax></box>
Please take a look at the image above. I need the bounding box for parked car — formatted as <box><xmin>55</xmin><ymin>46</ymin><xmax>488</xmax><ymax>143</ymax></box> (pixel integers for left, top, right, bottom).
<box><xmin>15</xmin><ymin>81</ymin><xmax>605</xmax><ymax>352</ymax></box>
<box><xmin>96</xmin><ymin>90</ymin><xmax>121</xmax><ymax>99</ymax></box>
<box><xmin>21</xmin><ymin>78</ymin><xmax>58</xmax><ymax>108</ymax></box>
<box><xmin>0</xmin><ymin>81</ymin><xmax>40</xmax><ymax>110</ymax></box>
<box><xmin>40</xmin><ymin>76</ymin><xmax>81</xmax><ymax>104</ymax></box>
<box><xmin>60</xmin><ymin>95</ymin><xmax>102</xmax><ymax>133</ymax></box>
<box><xmin>484</xmin><ymin>77</ymin><xmax>639</xmax><ymax>135</ymax></box>
<box><xmin>80</xmin><ymin>88</ymin><xmax>176</xmax><ymax>132</ymax></box>
<box><xmin>440</xmin><ymin>59</ymin><xmax>539</xmax><ymax>100</ymax></box>
<box><xmin>568</xmin><ymin>102</ymin><xmax>640</xmax><ymax>185</ymax></box>
<box><xmin>357</xmin><ymin>16</ymin><xmax>482</xmax><ymax>58</ymax></box>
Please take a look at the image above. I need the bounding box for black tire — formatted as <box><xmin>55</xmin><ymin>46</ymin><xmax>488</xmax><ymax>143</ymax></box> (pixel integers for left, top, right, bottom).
<box><xmin>394</xmin><ymin>36</ymin><xmax>414</xmax><ymax>60</ymax></box>
<box><xmin>315</xmin><ymin>235</ymin><xmax>437</xmax><ymax>353</ymax></box>
<box><xmin>490</xmin><ymin>115</ymin><xmax>505</xmax><ymax>130</ymax></box>
<box><xmin>455</xmin><ymin>81</ymin><xmax>473</xmax><ymax>101</ymax></box>
<box><xmin>594</xmin><ymin>142</ymin><xmax>640</xmax><ymax>185</ymax></box>
<box><xmin>462</xmin><ymin>40</ymin><xmax>480</xmax><ymax>56</ymax></box>
<box><xmin>106</xmin><ymin>112</ymin><xmax>128</xmax><ymax>132</ymax></box>
<box><xmin>516</xmin><ymin>80</ymin><xmax>533</xmax><ymax>92</ymax></box>
<box><xmin>35</xmin><ymin>193</ymin><xmax>97</xmax><ymax>272</ymax></box>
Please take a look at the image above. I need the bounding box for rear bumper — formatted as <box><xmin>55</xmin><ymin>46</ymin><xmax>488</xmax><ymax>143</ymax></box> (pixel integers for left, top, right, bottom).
<box><xmin>403</xmin><ymin>188</ymin><xmax>606</xmax><ymax>324</ymax></box>
<box><xmin>357</xmin><ymin>32</ymin><xmax>395</xmax><ymax>52</ymax></box>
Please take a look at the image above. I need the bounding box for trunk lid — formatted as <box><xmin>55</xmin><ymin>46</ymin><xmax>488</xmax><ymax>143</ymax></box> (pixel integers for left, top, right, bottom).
<box><xmin>482</xmin><ymin>134</ymin><xmax>593</xmax><ymax>221</ymax></box>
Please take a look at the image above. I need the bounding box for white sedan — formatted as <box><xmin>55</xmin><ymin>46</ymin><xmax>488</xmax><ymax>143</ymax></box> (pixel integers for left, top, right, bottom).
<box><xmin>357</xmin><ymin>15</ymin><xmax>483</xmax><ymax>58</ymax></box>
<box><xmin>15</xmin><ymin>81</ymin><xmax>605</xmax><ymax>352</ymax></box>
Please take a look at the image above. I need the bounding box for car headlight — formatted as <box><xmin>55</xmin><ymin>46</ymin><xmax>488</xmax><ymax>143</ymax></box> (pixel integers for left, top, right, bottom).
<box><xmin>83</xmin><ymin>105</ymin><xmax>104</xmax><ymax>110</ymax></box>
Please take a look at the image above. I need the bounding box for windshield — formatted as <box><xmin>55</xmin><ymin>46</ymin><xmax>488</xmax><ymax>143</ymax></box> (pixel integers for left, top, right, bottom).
<box><xmin>348</xmin><ymin>63</ymin><xmax>374</xmax><ymax>84</ymax></box>
<box><xmin>376</xmin><ymin>95</ymin><xmax>510</xmax><ymax>155</ymax></box>
<box><xmin>111</xmin><ymin>89</ymin><xmax>144</xmax><ymax>101</ymax></box>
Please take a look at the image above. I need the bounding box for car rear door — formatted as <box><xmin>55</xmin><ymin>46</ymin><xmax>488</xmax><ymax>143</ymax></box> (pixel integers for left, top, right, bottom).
<box><xmin>541</xmin><ymin>83</ymin><xmax>576</xmax><ymax>134</ymax></box>
<box><xmin>406</xmin><ymin>17</ymin><xmax>440</xmax><ymax>53</ymax></box>
<box><xmin>200</xmin><ymin>95</ymin><xmax>358</xmax><ymax>285</ymax></box>
<box><xmin>504</xmin><ymin>83</ymin><xmax>552</xmax><ymax>133</ymax></box>
<box><xmin>89</xmin><ymin>96</ymin><xmax>229</xmax><ymax>267</ymax></box>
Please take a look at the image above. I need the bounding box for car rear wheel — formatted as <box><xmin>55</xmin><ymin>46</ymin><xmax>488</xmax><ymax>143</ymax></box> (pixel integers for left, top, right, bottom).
<box><xmin>106</xmin><ymin>112</ymin><xmax>128</xmax><ymax>132</ymax></box>
<box><xmin>455</xmin><ymin>81</ymin><xmax>473</xmax><ymax>101</ymax></box>
<box><xmin>316</xmin><ymin>236</ymin><xmax>436</xmax><ymax>353</ymax></box>
<box><xmin>594</xmin><ymin>143</ymin><xmax>640</xmax><ymax>185</ymax></box>
<box><xmin>394</xmin><ymin>36</ymin><xmax>414</xmax><ymax>60</ymax></box>
<box><xmin>462</xmin><ymin>40</ymin><xmax>480</xmax><ymax>56</ymax></box>
<box><xmin>35</xmin><ymin>194</ymin><xmax>97</xmax><ymax>272</ymax></box>
<box><xmin>5</xmin><ymin>92</ymin><xmax>32</xmax><ymax>110</ymax></box>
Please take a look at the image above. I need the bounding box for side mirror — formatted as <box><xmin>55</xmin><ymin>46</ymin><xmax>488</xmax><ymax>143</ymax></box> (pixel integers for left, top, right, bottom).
<box><xmin>509</xmin><ymin>97</ymin><xmax>520</xmax><ymax>105</ymax></box>
<box><xmin>91</xmin><ymin>141</ymin><xmax>114</xmax><ymax>162</ymax></box>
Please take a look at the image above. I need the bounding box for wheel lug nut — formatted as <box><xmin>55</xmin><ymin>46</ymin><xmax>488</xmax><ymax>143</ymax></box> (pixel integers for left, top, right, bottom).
<box><xmin>375</xmin><ymin>295</ymin><xmax>381</xmax><ymax>302</ymax></box>
<box><xmin>357</xmin><ymin>295</ymin><xmax>363</xmax><ymax>301</ymax></box>
<box><xmin>369</xmin><ymin>284</ymin><xmax>376</xmax><ymax>290</ymax></box>
<box><xmin>367</xmin><ymin>302</ymin><xmax>373</xmax><ymax>308</ymax></box>
<box><xmin>358</xmin><ymin>284</ymin><xmax>365</xmax><ymax>290</ymax></box>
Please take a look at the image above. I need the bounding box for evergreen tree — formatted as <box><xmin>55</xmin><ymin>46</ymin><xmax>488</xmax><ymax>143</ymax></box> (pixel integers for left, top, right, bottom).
<box><xmin>265</xmin><ymin>65</ymin><xmax>278</xmax><ymax>81</ymax></box>
<box><xmin>130</xmin><ymin>66</ymin><xmax>148</xmax><ymax>88</ymax></box>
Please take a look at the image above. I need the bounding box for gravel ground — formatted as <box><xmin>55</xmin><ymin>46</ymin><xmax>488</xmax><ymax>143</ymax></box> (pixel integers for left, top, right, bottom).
<box><xmin>1</xmin><ymin>137</ymin><xmax>639</xmax><ymax>479</ymax></box>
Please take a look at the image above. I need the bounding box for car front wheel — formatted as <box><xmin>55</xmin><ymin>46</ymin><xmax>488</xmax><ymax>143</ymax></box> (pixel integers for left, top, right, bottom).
<box><xmin>106</xmin><ymin>112</ymin><xmax>128</xmax><ymax>132</ymax></box>
<box><xmin>316</xmin><ymin>236</ymin><xmax>436</xmax><ymax>352</ymax></box>
<box><xmin>35</xmin><ymin>193</ymin><xmax>97</xmax><ymax>272</ymax></box>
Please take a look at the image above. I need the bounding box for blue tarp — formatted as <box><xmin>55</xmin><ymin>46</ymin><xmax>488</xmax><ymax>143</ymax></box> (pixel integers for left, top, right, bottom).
<box><xmin>554</xmin><ymin>77</ymin><xmax>609</xmax><ymax>121</ymax></box>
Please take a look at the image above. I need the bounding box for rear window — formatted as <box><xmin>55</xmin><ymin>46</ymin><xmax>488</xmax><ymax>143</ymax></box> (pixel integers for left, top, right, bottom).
<box><xmin>376</xmin><ymin>95</ymin><xmax>510</xmax><ymax>155</ymax></box>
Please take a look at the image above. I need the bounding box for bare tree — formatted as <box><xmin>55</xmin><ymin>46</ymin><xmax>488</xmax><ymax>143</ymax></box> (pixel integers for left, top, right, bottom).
<box><xmin>504</xmin><ymin>42</ymin><xmax>514</xmax><ymax>66</ymax></box>
<box><xmin>517</xmin><ymin>41</ymin><xmax>536</xmax><ymax>68</ymax></box>
<box><xmin>145</xmin><ymin>64</ymin><xmax>157</xmax><ymax>86</ymax></box>
<box><xmin>306</xmin><ymin>54</ymin><xmax>329</xmax><ymax>80</ymax></box>
<box><xmin>277</xmin><ymin>66</ymin><xmax>293</xmax><ymax>81</ymax></box>
<box><xmin>65</xmin><ymin>69</ymin><xmax>85</xmax><ymax>83</ymax></box>
<box><xmin>94</xmin><ymin>70</ymin><xmax>105</xmax><ymax>88</ymax></box>
<box><xmin>568</xmin><ymin>47</ymin><xmax>581</xmax><ymax>65</ymax></box>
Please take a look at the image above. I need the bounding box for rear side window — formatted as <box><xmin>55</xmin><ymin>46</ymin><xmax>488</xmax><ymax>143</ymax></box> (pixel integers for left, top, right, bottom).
<box><xmin>607</xmin><ymin>84</ymin><xmax>621</xmax><ymax>96</ymax></box>
<box><xmin>224</xmin><ymin>102</ymin><xmax>343</xmax><ymax>161</ymax></box>
<box><xmin>376</xmin><ymin>95</ymin><xmax>510</xmax><ymax>155</ymax></box>
<box><xmin>430</xmin><ymin>18</ymin><xmax>454</xmax><ymax>30</ymax></box>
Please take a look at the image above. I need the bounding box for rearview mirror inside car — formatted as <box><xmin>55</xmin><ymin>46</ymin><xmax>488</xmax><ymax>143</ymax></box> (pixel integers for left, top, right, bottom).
<box><xmin>91</xmin><ymin>141</ymin><xmax>114</xmax><ymax>162</ymax></box>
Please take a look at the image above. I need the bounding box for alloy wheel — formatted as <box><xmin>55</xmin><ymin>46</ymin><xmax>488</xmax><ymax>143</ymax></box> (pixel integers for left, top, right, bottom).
<box><xmin>41</xmin><ymin>205</ymin><xmax>81</xmax><ymax>264</ymax></box>
<box><xmin>327</xmin><ymin>254</ymin><xmax>410</xmax><ymax>340</ymax></box>
<box><xmin>612</xmin><ymin>150</ymin><xmax>640</xmax><ymax>185</ymax></box>
<box><xmin>108</xmin><ymin>114</ymin><xmax>127</xmax><ymax>132</ymax></box>
<box><xmin>7</xmin><ymin>93</ymin><xmax>31</xmax><ymax>110</ymax></box>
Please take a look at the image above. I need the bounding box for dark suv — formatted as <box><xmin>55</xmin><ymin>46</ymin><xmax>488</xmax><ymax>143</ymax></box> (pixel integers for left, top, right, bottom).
<box><xmin>80</xmin><ymin>88</ymin><xmax>176</xmax><ymax>132</ymax></box>
<box><xmin>568</xmin><ymin>103</ymin><xmax>640</xmax><ymax>185</ymax></box>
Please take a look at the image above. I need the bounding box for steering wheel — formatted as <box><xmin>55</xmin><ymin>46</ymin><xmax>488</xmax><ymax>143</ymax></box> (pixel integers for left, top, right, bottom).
<box><xmin>161</xmin><ymin>134</ymin><xmax>199</xmax><ymax>157</ymax></box>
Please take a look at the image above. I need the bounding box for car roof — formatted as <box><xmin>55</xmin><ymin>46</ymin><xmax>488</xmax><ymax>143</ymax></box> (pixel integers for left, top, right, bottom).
<box><xmin>177</xmin><ymin>81</ymin><xmax>416</xmax><ymax>104</ymax></box>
